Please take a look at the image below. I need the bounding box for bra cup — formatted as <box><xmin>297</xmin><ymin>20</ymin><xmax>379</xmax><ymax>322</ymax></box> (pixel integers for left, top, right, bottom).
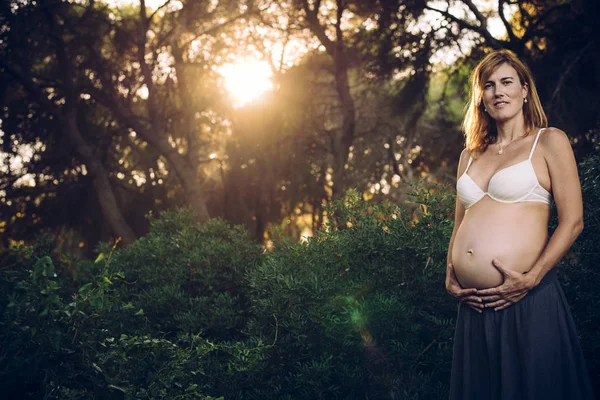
<box><xmin>487</xmin><ymin>162</ymin><xmax>537</xmax><ymax>202</ymax></box>
<box><xmin>457</xmin><ymin>175</ymin><xmax>485</xmax><ymax>209</ymax></box>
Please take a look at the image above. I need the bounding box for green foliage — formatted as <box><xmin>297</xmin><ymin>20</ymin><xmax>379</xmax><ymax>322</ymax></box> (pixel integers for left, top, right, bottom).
<box><xmin>0</xmin><ymin>235</ymin><xmax>143</xmax><ymax>397</ymax></box>
<box><xmin>2</xmin><ymin>159</ymin><xmax>600</xmax><ymax>398</ymax></box>
<box><xmin>0</xmin><ymin>210</ymin><xmax>262</xmax><ymax>399</ymax></box>
<box><xmin>110</xmin><ymin>209</ymin><xmax>262</xmax><ymax>339</ymax></box>
<box><xmin>558</xmin><ymin>154</ymin><xmax>600</xmax><ymax>394</ymax></box>
<box><xmin>241</xmin><ymin>185</ymin><xmax>456</xmax><ymax>399</ymax></box>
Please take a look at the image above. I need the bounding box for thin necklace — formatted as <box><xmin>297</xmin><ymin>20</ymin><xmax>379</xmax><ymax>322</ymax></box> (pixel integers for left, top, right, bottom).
<box><xmin>497</xmin><ymin>134</ymin><xmax>525</xmax><ymax>155</ymax></box>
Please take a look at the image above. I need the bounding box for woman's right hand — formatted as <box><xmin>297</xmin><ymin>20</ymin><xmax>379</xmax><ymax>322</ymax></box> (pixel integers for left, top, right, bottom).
<box><xmin>446</xmin><ymin>263</ymin><xmax>483</xmax><ymax>313</ymax></box>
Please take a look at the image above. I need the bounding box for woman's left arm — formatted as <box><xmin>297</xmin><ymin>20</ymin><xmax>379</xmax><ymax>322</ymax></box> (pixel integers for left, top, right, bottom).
<box><xmin>524</xmin><ymin>127</ymin><xmax>584</xmax><ymax>286</ymax></box>
<box><xmin>478</xmin><ymin>128</ymin><xmax>584</xmax><ymax>310</ymax></box>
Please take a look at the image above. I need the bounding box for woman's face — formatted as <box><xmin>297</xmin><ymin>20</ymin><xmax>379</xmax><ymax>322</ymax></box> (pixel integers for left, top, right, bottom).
<box><xmin>481</xmin><ymin>63</ymin><xmax>528</xmax><ymax>123</ymax></box>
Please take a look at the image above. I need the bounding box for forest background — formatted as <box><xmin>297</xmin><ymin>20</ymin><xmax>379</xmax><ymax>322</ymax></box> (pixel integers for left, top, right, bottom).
<box><xmin>0</xmin><ymin>0</ymin><xmax>599</xmax><ymax>399</ymax></box>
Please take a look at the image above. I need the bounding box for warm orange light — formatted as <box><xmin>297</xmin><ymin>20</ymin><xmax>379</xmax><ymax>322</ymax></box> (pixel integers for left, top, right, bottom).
<box><xmin>219</xmin><ymin>60</ymin><xmax>273</xmax><ymax>107</ymax></box>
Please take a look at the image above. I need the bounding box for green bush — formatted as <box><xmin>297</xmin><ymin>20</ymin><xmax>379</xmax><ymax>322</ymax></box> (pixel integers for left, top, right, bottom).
<box><xmin>237</xmin><ymin>186</ymin><xmax>456</xmax><ymax>399</ymax></box>
<box><xmin>0</xmin><ymin>237</ymin><xmax>133</xmax><ymax>397</ymax></box>
<box><xmin>1</xmin><ymin>156</ymin><xmax>599</xmax><ymax>399</ymax></box>
<box><xmin>0</xmin><ymin>210</ymin><xmax>262</xmax><ymax>399</ymax></box>
<box><xmin>108</xmin><ymin>210</ymin><xmax>263</xmax><ymax>340</ymax></box>
<box><xmin>558</xmin><ymin>154</ymin><xmax>600</xmax><ymax>396</ymax></box>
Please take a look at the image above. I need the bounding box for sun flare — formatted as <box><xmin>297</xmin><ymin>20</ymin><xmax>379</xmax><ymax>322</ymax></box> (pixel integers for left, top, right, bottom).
<box><xmin>219</xmin><ymin>60</ymin><xmax>273</xmax><ymax>106</ymax></box>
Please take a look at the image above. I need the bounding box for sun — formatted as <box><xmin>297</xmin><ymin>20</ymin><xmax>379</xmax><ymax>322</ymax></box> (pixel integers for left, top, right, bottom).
<box><xmin>219</xmin><ymin>60</ymin><xmax>273</xmax><ymax>107</ymax></box>
<box><xmin>101</xmin><ymin>2</ymin><xmax>274</xmax><ymax>106</ymax></box>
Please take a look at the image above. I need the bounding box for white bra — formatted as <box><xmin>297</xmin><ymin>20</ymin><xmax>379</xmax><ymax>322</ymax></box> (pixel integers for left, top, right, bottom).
<box><xmin>457</xmin><ymin>128</ymin><xmax>552</xmax><ymax>209</ymax></box>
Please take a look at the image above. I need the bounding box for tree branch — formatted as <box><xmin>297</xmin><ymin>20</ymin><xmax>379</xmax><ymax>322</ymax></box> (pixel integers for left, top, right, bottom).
<box><xmin>301</xmin><ymin>0</ymin><xmax>336</xmax><ymax>55</ymax></box>
<box><xmin>424</xmin><ymin>4</ymin><xmax>507</xmax><ymax>49</ymax></box>
<box><xmin>550</xmin><ymin>43</ymin><xmax>592</xmax><ymax>105</ymax></box>
<box><xmin>498</xmin><ymin>0</ymin><xmax>518</xmax><ymax>43</ymax></box>
<box><xmin>462</xmin><ymin>0</ymin><xmax>487</xmax><ymax>29</ymax></box>
<box><xmin>148</xmin><ymin>0</ymin><xmax>171</xmax><ymax>22</ymax></box>
<box><xmin>520</xmin><ymin>3</ymin><xmax>571</xmax><ymax>44</ymax></box>
<box><xmin>138</xmin><ymin>0</ymin><xmax>162</xmax><ymax>133</ymax></box>
<box><xmin>158</xmin><ymin>7</ymin><xmax>259</xmax><ymax>51</ymax></box>
<box><xmin>335</xmin><ymin>0</ymin><xmax>344</xmax><ymax>45</ymax></box>
<box><xmin>0</xmin><ymin>62</ymin><xmax>64</xmax><ymax>124</ymax></box>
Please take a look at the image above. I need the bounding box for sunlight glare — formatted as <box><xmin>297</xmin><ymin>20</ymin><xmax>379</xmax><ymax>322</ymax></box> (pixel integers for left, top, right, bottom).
<box><xmin>219</xmin><ymin>60</ymin><xmax>273</xmax><ymax>107</ymax></box>
<box><xmin>101</xmin><ymin>0</ymin><xmax>180</xmax><ymax>11</ymax></box>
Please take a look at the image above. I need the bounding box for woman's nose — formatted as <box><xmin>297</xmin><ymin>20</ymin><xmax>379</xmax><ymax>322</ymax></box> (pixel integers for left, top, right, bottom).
<box><xmin>493</xmin><ymin>87</ymin><xmax>505</xmax><ymax>98</ymax></box>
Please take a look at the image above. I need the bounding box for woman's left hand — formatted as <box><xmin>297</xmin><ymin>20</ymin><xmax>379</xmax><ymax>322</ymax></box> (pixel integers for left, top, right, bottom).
<box><xmin>477</xmin><ymin>258</ymin><xmax>536</xmax><ymax>311</ymax></box>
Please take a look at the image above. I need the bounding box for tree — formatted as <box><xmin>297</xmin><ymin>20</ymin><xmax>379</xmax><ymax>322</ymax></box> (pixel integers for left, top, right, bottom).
<box><xmin>0</xmin><ymin>1</ymin><xmax>137</xmax><ymax>245</ymax></box>
<box><xmin>83</xmin><ymin>0</ymin><xmax>256</xmax><ymax>222</ymax></box>
<box><xmin>0</xmin><ymin>0</ymin><xmax>258</xmax><ymax>248</ymax></box>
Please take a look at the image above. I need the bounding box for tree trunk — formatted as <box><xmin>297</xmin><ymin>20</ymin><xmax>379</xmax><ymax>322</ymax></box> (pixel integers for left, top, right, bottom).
<box><xmin>64</xmin><ymin>112</ymin><xmax>137</xmax><ymax>246</ymax></box>
<box><xmin>133</xmin><ymin>6</ymin><xmax>210</xmax><ymax>221</ymax></box>
<box><xmin>94</xmin><ymin>103</ymin><xmax>211</xmax><ymax>222</ymax></box>
<box><xmin>46</xmin><ymin>5</ymin><xmax>137</xmax><ymax>246</ymax></box>
<box><xmin>302</xmin><ymin>0</ymin><xmax>357</xmax><ymax>200</ymax></box>
<box><xmin>3</xmin><ymin>72</ymin><xmax>138</xmax><ymax>246</ymax></box>
<box><xmin>331</xmin><ymin>60</ymin><xmax>356</xmax><ymax>200</ymax></box>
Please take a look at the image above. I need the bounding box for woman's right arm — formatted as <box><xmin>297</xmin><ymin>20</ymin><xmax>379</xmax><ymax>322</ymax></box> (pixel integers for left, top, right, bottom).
<box><xmin>446</xmin><ymin>149</ymin><xmax>483</xmax><ymax>312</ymax></box>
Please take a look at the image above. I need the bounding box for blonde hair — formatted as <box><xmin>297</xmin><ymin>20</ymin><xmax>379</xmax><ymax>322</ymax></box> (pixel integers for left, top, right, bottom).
<box><xmin>462</xmin><ymin>49</ymin><xmax>547</xmax><ymax>155</ymax></box>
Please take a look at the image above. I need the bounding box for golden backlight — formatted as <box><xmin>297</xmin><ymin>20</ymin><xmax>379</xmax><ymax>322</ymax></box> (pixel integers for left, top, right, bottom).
<box><xmin>219</xmin><ymin>60</ymin><xmax>273</xmax><ymax>107</ymax></box>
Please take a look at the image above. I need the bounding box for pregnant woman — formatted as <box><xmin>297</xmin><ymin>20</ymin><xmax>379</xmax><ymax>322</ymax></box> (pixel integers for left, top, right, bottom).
<box><xmin>445</xmin><ymin>50</ymin><xmax>594</xmax><ymax>399</ymax></box>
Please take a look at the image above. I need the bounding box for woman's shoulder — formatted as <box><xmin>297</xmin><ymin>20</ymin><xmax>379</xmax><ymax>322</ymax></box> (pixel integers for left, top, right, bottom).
<box><xmin>458</xmin><ymin>148</ymin><xmax>472</xmax><ymax>164</ymax></box>
<box><xmin>539</xmin><ymin>126</ymin><xmax>567</xmax><ymax>136</ymax></box>
<box><xmin>537</xmin><ymin>127</ymin><xmax>574</xmax><ymax>160</ymax></box>
<box><xmin>456</xmin><ymin>148</ymin><xmax>471</xmax><ymax>176</ymax></box>
<box><xmin>538</xmin><ymin>127</ymin><xmax>570</xmax><ymax>148</ymax></box>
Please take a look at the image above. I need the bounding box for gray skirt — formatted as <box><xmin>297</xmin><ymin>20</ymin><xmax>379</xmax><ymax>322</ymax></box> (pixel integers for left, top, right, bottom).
<box><xmin>449</xmin><ymin>268</ymin><xmax>595</xmax><ymax>400</ymax></box>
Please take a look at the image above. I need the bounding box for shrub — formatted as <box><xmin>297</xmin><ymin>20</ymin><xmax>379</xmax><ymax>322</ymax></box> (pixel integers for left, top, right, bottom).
<box><xmin>1</xmin><ymin>155</ymin><xmax>599</xmax><ymax>399</ymax></box>
<box><xmin>109</xmin><ymin>209</ymin><xmax>263</xmax><ymax>340</ymax></box>
<box><xmin>240</xmin><ymin>186</ymin><xmax>456</xmax><ymax>399</ymax></box>
<box><xmin>0</xmin><ymin>210</ymin><xmax>263</xmax><ymax>399</ymax></box>
<box><xmin>0</xmin><ymin>237</ymin><xmax>134</xmax><ymax>397</ymax></box>
<box><xmin>558</xmin><ymin>154</ymin><xmax>600</xmax><ymax>396</ymax></box>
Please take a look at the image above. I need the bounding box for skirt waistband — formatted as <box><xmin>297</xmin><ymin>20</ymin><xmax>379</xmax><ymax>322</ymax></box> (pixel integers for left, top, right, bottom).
<box><xmin>530</xmin><ymin>267</ymin><xmax>558</xmax><ymax>294</ymax></box>
<box><xmin>477</xmin><ymin>268</ymin><xmax>559</xmax><ymax>314</ymax></box>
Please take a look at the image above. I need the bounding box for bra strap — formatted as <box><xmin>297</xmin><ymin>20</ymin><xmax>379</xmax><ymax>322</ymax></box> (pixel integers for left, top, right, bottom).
<box><xmin>465</xmin><ymin>155</ymin><xmax>473</xmax><ymax>172</ymax></box>
<box><xmin>528</xmin><ymin>128</ymin><xmax>545</xmax><ymax>159</ymax></box>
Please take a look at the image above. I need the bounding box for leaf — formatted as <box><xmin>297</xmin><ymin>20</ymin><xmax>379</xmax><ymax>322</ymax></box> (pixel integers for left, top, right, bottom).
<box><xmin>94</xmin><ymin>297</ymin><xmax>103</xmax><ymax>310</ymax></box>
<box><xmin>79</xmin><ymin>283</ymin><xmax>93</xmax><ymax>293</ymax></box>
<box><xmin>35</xmin><ymin>256</ymin><xmax>56</xmax><ymax>277</ymax></box>
<box><xmin>134</xmin><ymin>308</ymin><xmax>144</xmax><ymax>316</ymax></box>
<box><xmin>34</xmin><ymin>256</ymin><xmax>55</xmax><ymax>278</ymax></box>
<box><xmin>107</xmin><ymin>384</ymin><xmax>126</xmax><ymax>393</ymax></box>
<box><xmin>95</xmin><ymin>253</ymin><xmax>105</xmax><ymax>264</ymax></box>
<box><xmin>185</xmin><ymin>384</ymin><xmax>198</xmax><ymax>392</ymax></box>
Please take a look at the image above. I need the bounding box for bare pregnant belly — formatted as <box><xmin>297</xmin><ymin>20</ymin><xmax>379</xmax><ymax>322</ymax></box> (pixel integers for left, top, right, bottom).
<box><xmin>451</xmin><ymin>199</ymin><xmax>549</xmax><ymax>289</ymax></box>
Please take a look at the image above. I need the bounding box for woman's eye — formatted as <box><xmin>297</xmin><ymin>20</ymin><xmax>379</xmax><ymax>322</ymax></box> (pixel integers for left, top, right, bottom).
<box><xmin>503</xmin><ymin>80</ymin><xmax>513</xmax><ymax>85</ymax></box>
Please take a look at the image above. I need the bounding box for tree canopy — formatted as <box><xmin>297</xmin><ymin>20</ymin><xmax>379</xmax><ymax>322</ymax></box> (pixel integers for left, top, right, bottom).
<box><xmin>1</xmin><ymin>0</ymin><xmax>598</xmax><ymax>252</ymax></box>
